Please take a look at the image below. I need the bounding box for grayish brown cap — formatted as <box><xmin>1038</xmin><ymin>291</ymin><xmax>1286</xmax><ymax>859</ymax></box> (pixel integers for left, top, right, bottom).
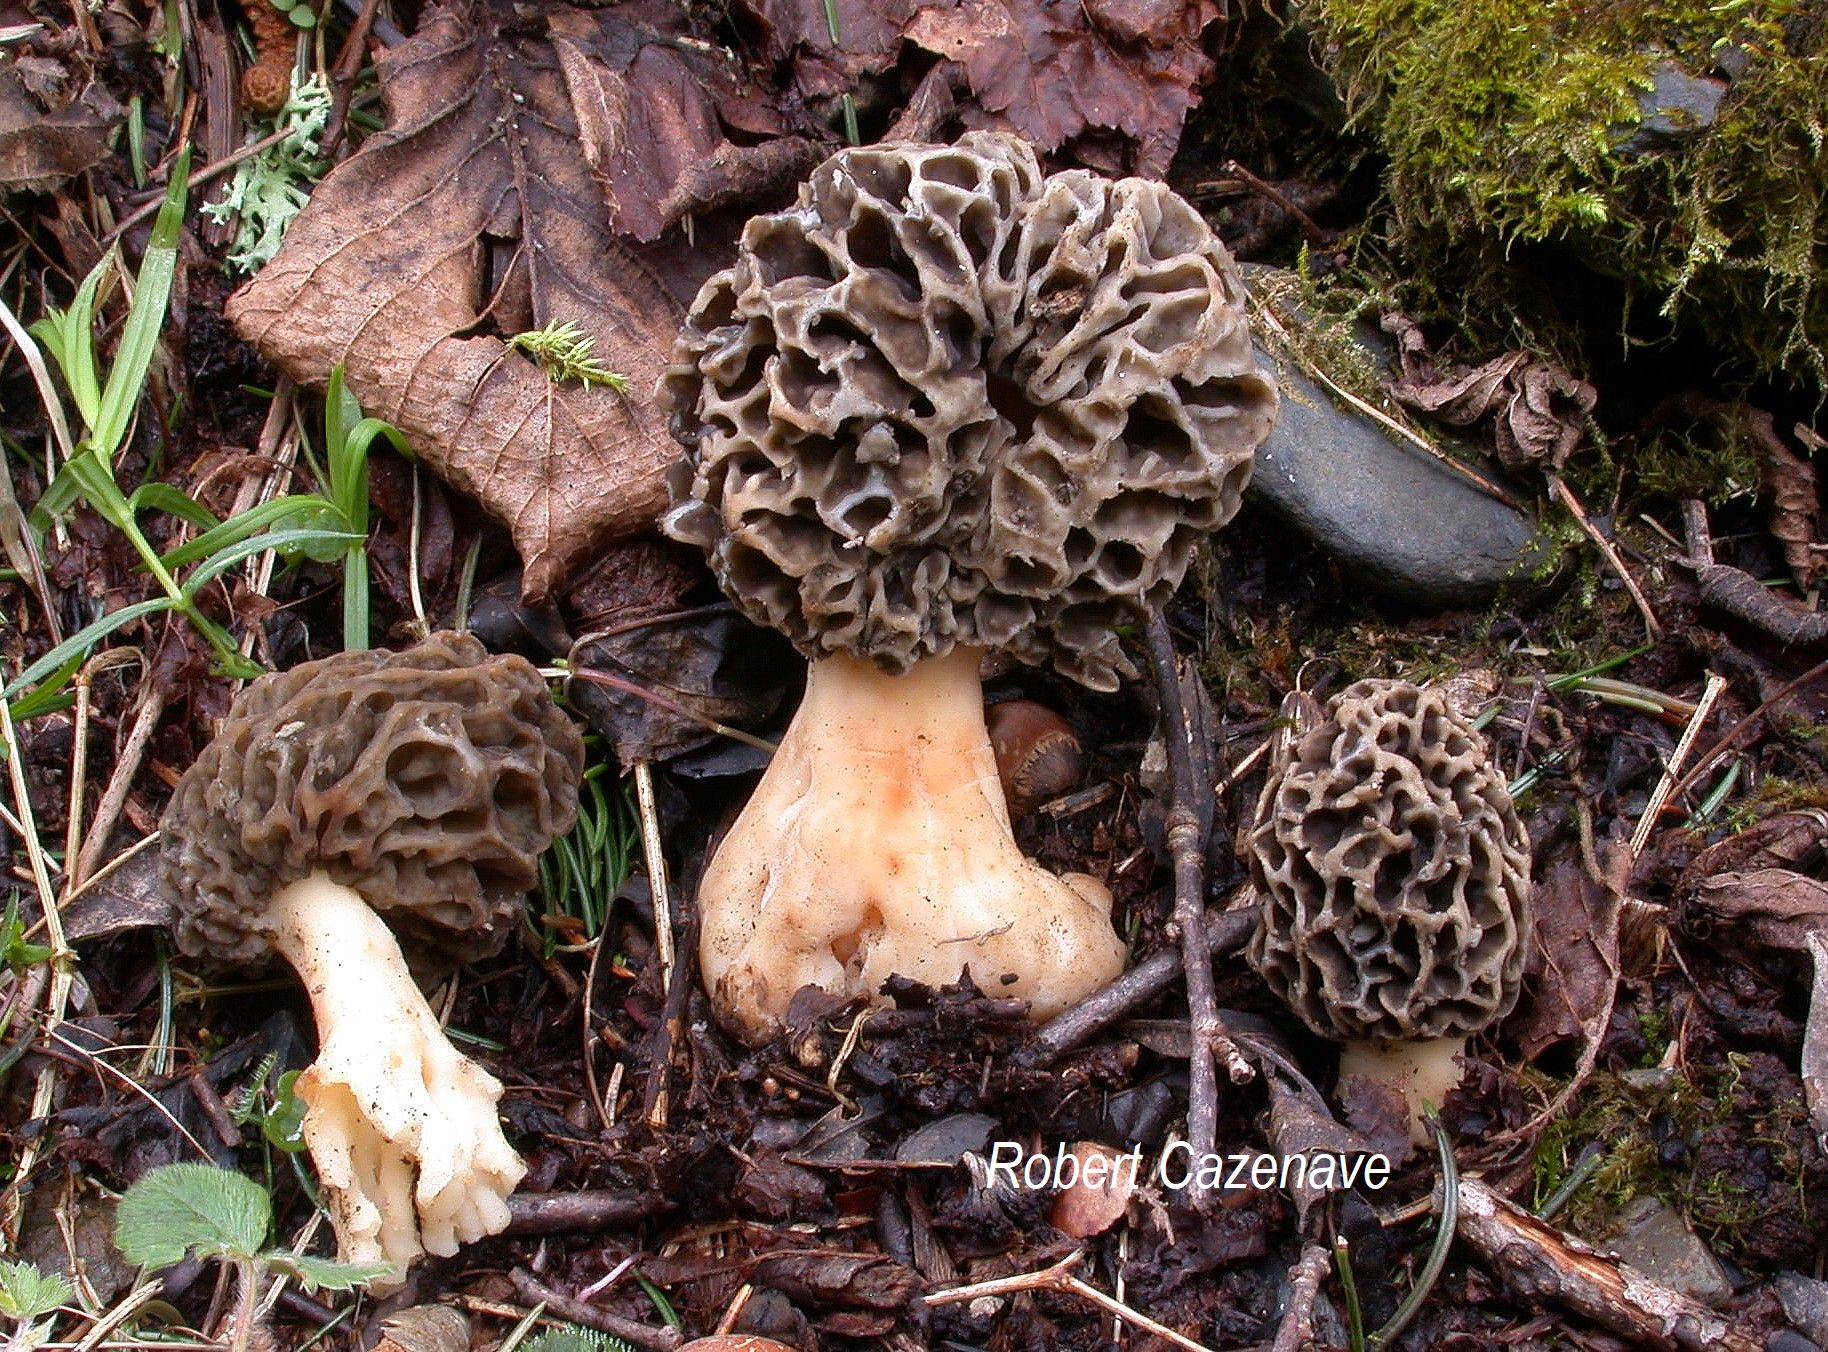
<box><xmin>662</xmin><ymin>132</ymin><xmax>1277</xmax><ymax>692</ymax></box>
<box><xmin>160</xmin><ymin>631</ymin><xmax>583</xmax><ymax>967</ymax></box>
<box><xmin>1246</xmin><ymin>679</ymin><xmax>1531</xmax><ymax>1043</ymax></box>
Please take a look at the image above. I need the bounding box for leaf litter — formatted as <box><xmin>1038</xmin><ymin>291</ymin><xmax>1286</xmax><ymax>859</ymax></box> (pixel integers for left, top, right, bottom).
<box><xmin>4</xmin><ymin>0</ymin><xmax>1828</xmax><ymax>1348</ymax></box>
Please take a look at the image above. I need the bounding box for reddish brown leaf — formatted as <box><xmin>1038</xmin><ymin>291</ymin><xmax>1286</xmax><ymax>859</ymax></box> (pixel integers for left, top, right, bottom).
<box><xmin>227</xmin><ymin>0</ymin><xmax>783</xmax><ymax>596</ymax></box>
<box><xmin>902</xmin><ymin>0</ymin><xmax>1222</xmax><ymax>176</ymax></box>
<box><xmin>1514</xmin><ymin>846</ymin><xmax>1621</xmax><ymax>1061</ymax></box>
<box><xmin>1048</xmin><ymin>1141</ymin><xmax>1136</xmax><ymax>1238</ymax></box>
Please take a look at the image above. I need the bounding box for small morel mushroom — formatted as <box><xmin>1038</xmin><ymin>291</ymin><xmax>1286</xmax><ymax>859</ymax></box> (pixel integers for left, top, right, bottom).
<box><xmin>160</xmin><ymin>632</ymin><xmax>582</xmax><ymax>1281</ymax></box>
<box><xmin>665</xmin><ymin>132</ymin><xmax>1277</xmax><ymax>1043</ymax></box>
<box><xmin>1246</xmin><ymin>680</ymin><xmax>1531</xmax><ymax>1137</ymax></box>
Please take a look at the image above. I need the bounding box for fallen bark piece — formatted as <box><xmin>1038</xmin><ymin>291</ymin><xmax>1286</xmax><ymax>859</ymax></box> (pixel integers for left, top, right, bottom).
<box><xmin>1456</xmin><ymin>1177</ymin><xmax>1759</xmax><ymax>1352</ymax></box>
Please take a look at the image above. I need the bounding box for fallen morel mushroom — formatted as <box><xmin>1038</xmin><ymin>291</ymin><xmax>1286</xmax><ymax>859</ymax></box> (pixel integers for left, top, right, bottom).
<box><xmin>160</xmin><ymin>632</ymin><xmax>582</xmax><ymax>1280</ymax></box>
<box><xmin>665</xmin><ymin>132</ymin><xmax>1277</xmax><ymax>1042</ymax></box>
<box><xmin>1246</xmin><ymin>680</ymin><xmax>1532</xmax><ymax>1136</ymax></box>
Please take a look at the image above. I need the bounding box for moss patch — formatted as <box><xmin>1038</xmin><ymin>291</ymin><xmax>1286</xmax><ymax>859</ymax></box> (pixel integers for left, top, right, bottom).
<box><xmin>1304</xmin><ymin>0</ymin><xmax>1827</xmax><ymax>388</ymax></box>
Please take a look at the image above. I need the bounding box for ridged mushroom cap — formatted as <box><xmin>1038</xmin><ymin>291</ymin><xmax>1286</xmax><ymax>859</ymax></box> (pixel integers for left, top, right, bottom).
<box><xmin>663</xmin><ymin>131</ymin><xmax>1277</xmax><ymax>692</ymax></box>
<box><xmin>1246</xmin><ymin>679</ymin><xmax>1532</xmax><ymax>1043</ymax></box>
<box><xmin>160</xmin><ymin>631</ymin><xmax>583</xmax><ymax>968</ymax></box>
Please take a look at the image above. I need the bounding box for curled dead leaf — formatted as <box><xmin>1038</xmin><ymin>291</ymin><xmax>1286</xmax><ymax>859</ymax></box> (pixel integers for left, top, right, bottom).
<box><xmin>1384</xmin><ymin>313</ymin><xmax>1596</xmax><ymax>473</ymax></box>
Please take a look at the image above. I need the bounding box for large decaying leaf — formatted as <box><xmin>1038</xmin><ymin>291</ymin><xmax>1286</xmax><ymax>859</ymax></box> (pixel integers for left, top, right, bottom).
<box><xmin>227</xmin><ymin>0</ymin><xmax>746</xmax><ymax>596</ymax></box>
<box><xmin>903</xmin><ymin>0</ymin><xmax>1223</xmax><ymax>176</ymax></box>
<box><xmin>743</xmin><ymin>0</ymin><xmax>1222</xmax><ymax>177</ymax></box>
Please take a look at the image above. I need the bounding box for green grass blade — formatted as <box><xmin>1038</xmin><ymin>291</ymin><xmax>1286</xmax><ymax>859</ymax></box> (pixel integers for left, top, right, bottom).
<box><xmin>28</xmin><ymin>256</ymin><xmax>110</xmax><ymax>432</ymax></box>
<box><xmin>3</xmin><ymin>597</ymin><xmax>172</xmax><ymax>701</ymax></box>
<box><xmin>92</xmin><ymin>147</ymin><xmax>190</xmax><ymax>460</ymax></box>
<box><xmin>179</xmin><ymin>527</ymin><xmax>362</xmax><ymax>595</ymax></box>
<box><xmin>158</xmin><ymin>493</ymin><xmax>333</xmax><ymax>569</ymax></box>
<box><xmin>129</xmin><ymin>481</ymin><xmax>220</xmax><ymax>531</ymax></box>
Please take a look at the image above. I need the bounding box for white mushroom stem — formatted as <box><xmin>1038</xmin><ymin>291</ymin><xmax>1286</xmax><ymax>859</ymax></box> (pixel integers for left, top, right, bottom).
<box><xmin>698</xmin><ymin>646</ymin><xmax>1127</xmax><ymax>1044</ymax></box>
<box><xmin>261</xmin><ymin>872</ymin><xmax>526</xmax><ymax>1286</ymax></box>
<box><xmin>1338</xmin><ymin>1036</ymin><xmax>1469</xmax><ymax>1144</ymax></box>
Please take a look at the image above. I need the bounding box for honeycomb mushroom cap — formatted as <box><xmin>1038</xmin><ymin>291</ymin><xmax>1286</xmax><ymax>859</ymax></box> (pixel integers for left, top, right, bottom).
<box><xmin>1246</xmin><ymin>679</ymin><xmax>1531</xmax><ymax>1044</ymax></box>
<box><xmin>663</xmin><ymin>132</ymin><xmax>1277</xmax><ymax>692</ymax></box>
<box><xmin>161</xmin><ymin>631</ymin><xmax>584</xmax><ymax>968</ymax></box>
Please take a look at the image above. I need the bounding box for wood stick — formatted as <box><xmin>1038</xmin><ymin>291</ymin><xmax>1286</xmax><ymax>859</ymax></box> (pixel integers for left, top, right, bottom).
<box><xmin>1456</xmin><ymin>1178</ymin><xmax>1759</xmax><ymax>1352</ymax></box>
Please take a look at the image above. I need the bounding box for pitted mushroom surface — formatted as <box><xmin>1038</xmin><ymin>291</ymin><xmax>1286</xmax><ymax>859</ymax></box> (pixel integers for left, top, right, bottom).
<box><xmin>1246</xmin><ymin>679</ymin><xmax>1531</xmax><ymax>1129</ymax></box>
<box><xmin>665</xmin><ymin>132</ymin><xmax>1277</xmax><ymax>1042</ymax></box>
<box><xmin>161</xmin><ymin>631</ymin><xmax>583</xmax><ymax>1282</ymax></box>
<box><xmin>666</xmin><ymin>131</ymin><xmax>1272</xmax><ymax>692</ymax></box>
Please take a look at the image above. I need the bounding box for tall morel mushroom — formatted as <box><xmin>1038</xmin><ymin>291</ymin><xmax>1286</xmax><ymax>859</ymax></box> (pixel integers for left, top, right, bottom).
<box><xmin>664</xmin><ymin>132</ymin><xmax>1278</xmax><ymax>1043</ymax></box>
<box><xmin>160</xmin><ymin>632</ymin><xmax>582</xmax><ymax>1280</ymax></box>
<box><xmin>1246</xmin><ymin>679</ymin><xmax>1532</xmax><ymax>1135</ymax></box>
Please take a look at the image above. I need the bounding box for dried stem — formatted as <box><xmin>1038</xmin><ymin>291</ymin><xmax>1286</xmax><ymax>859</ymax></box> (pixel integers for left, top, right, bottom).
<box><xmin>925</xmin><ymin>1248</ymin><xmax>1216</xmax><ymax>1352</ymax></box>
<box><xmin>1014</xmin><ymin>902</ymin><xmax>1256</xmax><ymax>1069</ymax></box>
<box><xmin>508</xmin><ymin>1268</ymin><xmax>682</xmax><ymax>1352</ymax></box>
<box><xmin>1547</xmin><ymin>474</ymin><xmax>1661</xmax><ymax>639</ymax></box>
<box><xmin>1269</xmin><ymin>1243</ymin><xmax>1331</xmax><ymax>1352</ymax></box>
<box><xmin>1143</xmin><ymin>614</ymin><xmax>1252</xmax><ymax>1186</ymax></box>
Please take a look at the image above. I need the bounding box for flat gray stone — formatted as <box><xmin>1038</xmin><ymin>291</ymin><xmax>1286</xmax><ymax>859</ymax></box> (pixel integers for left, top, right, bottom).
<box><xmin>1247</xmin><ymin>268</ymin><xmax>1562</xmax><ymax>608</ymax></box>
<box><xmin>1605</xmin><ymin>1196</ymin><xmax>1733</xmax><ymax>1304</ymax></box>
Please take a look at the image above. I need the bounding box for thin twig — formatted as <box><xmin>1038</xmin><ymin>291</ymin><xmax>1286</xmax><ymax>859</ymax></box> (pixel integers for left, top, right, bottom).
<box><xmin>568</xmin><ymin>667</ymin><xmax>777</xmax><ymax>754</ymax></box>
<box><xmin>1144</xmin><ymin>614</ymin><xmax>1252</xmax><ymax>1173</ymax></box>
<box><xmin>1627</xmin><ymin>672</ymin><xmax>1726</xmax><ymax>860</ymax></box>
<box><xmin>72</xmin><ymin>685</ymin><xmax>165</xmax><ymax>888</ymax></box>
<box><xmin>507</xmin><ymin>1269</ymin><xmax>682</xmax><ymax>1352</ymax></box>
<box><xmin>1269</xmin><ymin>1243</ymin><xmax>1330</xmax><ymax>1352</ymax></box>
<box><xmin>925</xmin><ymin>1248</ymin><xmax>1216</xmax><ymax>1352</ymax></box>
<box><xmin>1547</xmin><ymin>473</ymin><xmax>1661</xmax><ymax>639</ymax></box>
<box><xmin>102</xmin><ymin>126</ymin><xmax>297</xmax><ymax>245</ymax></box>
<box><xmin>1014</xmin><ymin>902</ymin><xmax>1257</xmax><ymax>1069</ymax></box>
<box><xmin>1219</xmin><ymin>160</ymin><xmax>1333</xmax><ymax>248</ymax></box>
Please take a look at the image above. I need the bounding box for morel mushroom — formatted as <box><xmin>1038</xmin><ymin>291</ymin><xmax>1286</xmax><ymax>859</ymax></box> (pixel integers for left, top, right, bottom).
<box><xmin>160</xmin><ymin>632</ymin><xmax>582</xmax><ymax>1280</ymax></box>
<box><xmin>665</xmin><ymin>132</ymin><xmax>1277</xmax><ymax>1042</ymax></box>
<box><xmin>1246</xmin><ymin>680</ymin><xmax>1531</xmax><ymax>1135</ymax></box>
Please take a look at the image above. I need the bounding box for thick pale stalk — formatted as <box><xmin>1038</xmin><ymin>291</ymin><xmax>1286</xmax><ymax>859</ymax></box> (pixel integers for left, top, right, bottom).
<box><xmin>1338</xmin><ymin>1036</ymin><xmax>1468</xmax><ymax>1143</ymax></box>
<box><xmin>699</xmin><ymin>647</ymin><xmax>1127</xmax><ymax>1043</ymax></box>
<box><xmin>263</xmin><ymin>873</ymin><xmax>525</xmax><ymax>1284</ymax></box>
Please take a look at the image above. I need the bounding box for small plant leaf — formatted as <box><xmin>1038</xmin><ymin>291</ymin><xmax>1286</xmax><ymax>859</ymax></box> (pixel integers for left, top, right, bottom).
<box><xmin>0</xmin><ymin>1258</ymin><xmax>74</xmax><ymax>1322</ymax></box>
<box><xmin>263</xmin><ymin>1069</ymin><xmax>308</xmax><ymax>1152</ymax></box>
<box><xmin>520</xmin><ymin>1328</ymin><xmax>638</xmax><ymax>1352</ymax></box>
<box><xmin>114</xmin><ymin>1163</ymin><xmax>270</xmax><ymax>1269</ymax></box>
<box><xmin>267</xmin><ymin>1252</ymin><xmax>391</xmax><ymax>1291</ymax></box>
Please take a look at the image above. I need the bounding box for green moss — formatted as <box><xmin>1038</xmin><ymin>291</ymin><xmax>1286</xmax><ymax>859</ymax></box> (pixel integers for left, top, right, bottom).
<box><xmin>1306</xmin><ymin>0</ymin><xmax>1828</xmax><ymax>388</ymax></box>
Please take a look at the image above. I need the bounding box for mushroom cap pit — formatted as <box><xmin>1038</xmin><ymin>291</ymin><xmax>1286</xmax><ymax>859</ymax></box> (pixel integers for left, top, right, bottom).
<box><xmin>161</xmin><ymin>631</ymin><xmax>584</xmax><ymax>968</ymax></box>
<box><xmin>1246</xmin><ymin>679</ymin><xmax>1532</xmax><ymax>1044</ymax></box>
<box><xmin>663</xmin><ymin>132</ymin><xmax>1277</xmax><ymax>692</ymax></box>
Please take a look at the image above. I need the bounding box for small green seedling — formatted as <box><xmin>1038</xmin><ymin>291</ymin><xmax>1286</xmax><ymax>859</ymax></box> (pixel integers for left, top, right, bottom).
<box><xmin>518</xmin><ymin>1327</ymin><xmax>637</xmax><ymax>1352</ymax></box>
<box><xmin>508</xmin><ymin>320</ymin><xmax>632</xmax><ymax>392</ymax></box>
<box><xmin>0</xmin><ymin>1258</ymin><xmax>74</xmax><ymax>1351</ymax></box>
<box><xmin>267</xmin><ymin>0</ymin><xmax>316</xmax><ymax>28</ymax></box>
<box><xmin>0</xmin><ymin>896</ymin><xmax>53</xmax><ymax>972</ymax></box>
<box><xmin>115</xmin><ymin>1163</ymin><xmax>387</xmax><ymax>1352</ymax></box>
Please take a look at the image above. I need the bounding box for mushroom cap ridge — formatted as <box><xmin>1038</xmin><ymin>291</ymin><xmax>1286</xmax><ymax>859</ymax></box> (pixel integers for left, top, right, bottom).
<box><xmin>1246</xmin><ymin>679</ymin><xmax>1532</xmax><ymax>1043</ymax></box>
<box><xmin>160</xmin><ymin>631</ymin><xmax>583</xmax><ymax>968</ymax></box>
<box><xmin>663</xmin><ymin>131</ymin><xmax>1278</xmax><ymax>692</ymax></box>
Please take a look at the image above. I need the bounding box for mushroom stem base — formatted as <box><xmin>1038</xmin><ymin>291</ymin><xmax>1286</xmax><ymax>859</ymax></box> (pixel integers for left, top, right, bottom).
<box><xmin>698</xmin><ymin>647</ymin><xmax>1127</xmax><ymax>1043</ymax></box>
<box><xmin>263</xmin><ymin>872</ymin><xmax>525</xmax><ymax>1284</ymax></box>
<box><xmin>1338</xmin><ymin>1036</ymin><xmax>1468</xmax><ymax>1143</ymax></box>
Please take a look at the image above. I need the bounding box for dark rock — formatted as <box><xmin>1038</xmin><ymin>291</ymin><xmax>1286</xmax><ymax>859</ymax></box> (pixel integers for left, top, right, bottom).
<box><xmin>1777</xmin><ymin>1271</ymin><xmax>1828</xmax><ymax>1344</ymax></box>
<box><xmin>1616</xmin><ymin>59</ymin><xmax>1727</xmax><ymax>154</ymax></box>
<box><xmin>1246</xmin><ymin>268</ymin><xmax>1562</xmax><ymax>607</ymax></box>
<box><xmin>1603</xmin><ymin>1196</ymin><xmax>1733</xmax><ymax>1302</ymax></box>
<box><xmin>1768</xmin><ymin>1333</ymin><xmax>1824</xmax><ymax>1352</ymax></box>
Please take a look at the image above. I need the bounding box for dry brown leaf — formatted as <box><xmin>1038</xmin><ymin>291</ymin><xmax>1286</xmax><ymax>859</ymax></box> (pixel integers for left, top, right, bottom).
<box><xmin>1688</xmin><ymin>867</ymin><xmax>1828</xmax><ymax>952</ymax></box>
<box><xmin>227</xmin><ymin>0</ymin><xmax>778</xmax><ymax>596</ymax></box>
<box><xmin>1514</xmin><ymin>846</ymin><xmax>1622</xmax><ymax>1061</ymax></box>
<box><xmin>0</xmin><ymin>62</ymin><xmax>120</xmax><ymax>191</ymax></box>
<box><xmin>902</xmin><ymin>0</ymin><xmax>1222</xmax><ymax>176</ymax></box>
<box><xmin>1749</xmin><ymin>408</ymin><xmax>1825</xmax><ymax>589</ymax></box>
<box><xmin>1384</xmin><ymin>313</ymin><xmax>1596</xmax><ymax>473</ymax></box>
